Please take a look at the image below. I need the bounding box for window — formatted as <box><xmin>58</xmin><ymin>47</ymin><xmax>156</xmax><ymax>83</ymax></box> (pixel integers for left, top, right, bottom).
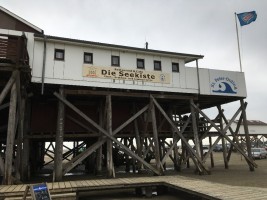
<box><xmin>54</xmin><ymin>49</ymin><xmax>65</xmax><ymax>60</ymax></box>
<box><xmin>172</xmin><ymin>62</ymin><xmax>179</xmax><ymax>72</ymax></box>
<box><xmin>137</xmin><ymin>58</ymin><xmax>145</xmax><ymax>69</ymax></box>
<box><xmin>111</xmin><ymin>55</ymin><xmax>120</xmax><ymax>66</ymax></box>
<box><xmin>84</xmin><ymin>52</ymin><xmax>93</xmax><ymax>64</ymax></box>
<box><xmin>154</xmin><ymin>60</ymin><xmax>161</xmax><ymax>71</ymax></box>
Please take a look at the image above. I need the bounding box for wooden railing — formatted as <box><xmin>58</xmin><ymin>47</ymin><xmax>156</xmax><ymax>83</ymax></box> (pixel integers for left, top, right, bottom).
<box><xmin>0</xmin><ymin>33</ymin><xmax>29</xmax><ymax>65</ymax></box>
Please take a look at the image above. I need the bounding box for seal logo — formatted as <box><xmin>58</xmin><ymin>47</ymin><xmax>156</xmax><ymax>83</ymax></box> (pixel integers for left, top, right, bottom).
<box><xmin>160</xmin><ymin>74</ymin><xmax>165</xmax><ymax>82</ymax></box>
<box><xmin>211</xmin><ymin>77</ymin><xmax>237</xmax><ymax>94</ymax></box>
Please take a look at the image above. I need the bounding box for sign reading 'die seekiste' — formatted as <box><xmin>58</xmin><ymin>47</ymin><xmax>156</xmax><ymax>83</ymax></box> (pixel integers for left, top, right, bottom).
<box><xmin>83</xmin><ymin>65</ymin><xmax>170</xmax><ymax>84</ymax></box>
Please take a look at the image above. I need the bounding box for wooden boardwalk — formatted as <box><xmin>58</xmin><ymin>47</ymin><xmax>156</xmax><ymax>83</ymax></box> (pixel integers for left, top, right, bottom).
<box><xmin>0</xmin><ymin>175</ymin><xmax>267</xmax><ymax>200</ymax></box>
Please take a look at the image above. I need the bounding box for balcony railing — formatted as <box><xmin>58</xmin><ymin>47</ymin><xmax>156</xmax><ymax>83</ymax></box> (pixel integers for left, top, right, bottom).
<box><xmin>0</xmin><ymin>33</ymin><xmax>29</xmax><ymax>66</ymax></box>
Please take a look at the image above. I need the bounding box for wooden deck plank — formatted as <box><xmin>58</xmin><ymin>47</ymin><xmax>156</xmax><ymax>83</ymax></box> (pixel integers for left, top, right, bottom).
<box><xmin>58</xmin><ymin>181</ymin><xmax>65</xmax><ymax>189</ymax></box>
<box><xmin>47</xmin><ymin>182</ymin><xmax>53</xmax><ymax>190</ymax></box>
<box><xmin>52</xmin><ymin>182</ymin><xmax>60</xmax><ymax>189</ymax></box>
<box><xmin>1</xmin><ymin>175</ymin><xmax>267</xmax><ymax>200</ymax></box>
<box><xmin>75</xmin><ymin>180</ymin><xmax>84</xmax><ymax>187</ymax></box>
<box><xmin>64</xmin><ymin>181</ymin><xmax>71</xmax><ymax>189</ymax></box>
<box><xmin>0</xmin><ymin>186</ymin><xmax>12</xmax><ymax>193</ymax></box>
<box><xmin>5</xmin><ymin>185</ymin><xmax>17</xmax><ymax>192</ymax></box>
<box><xmin>11</xmin><ymin>184</ymin><xmax>24</xmax><ymax>192</ymax></box>
<box><xmin>80</xmin><ymin>180</ymin><xmax>88</xmax><ymax>187</ymax></box>
<box><xmin>69</xmin><ymin>181</ymin><xmax>78</xmax><ymax>188</ymax></box>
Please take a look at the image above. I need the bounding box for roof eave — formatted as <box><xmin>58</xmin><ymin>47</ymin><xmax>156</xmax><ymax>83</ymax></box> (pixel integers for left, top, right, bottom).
<box><xmin>34</xmin><ymin>34</ymin><xmax>204</xmax><ymax>61</ymax></box>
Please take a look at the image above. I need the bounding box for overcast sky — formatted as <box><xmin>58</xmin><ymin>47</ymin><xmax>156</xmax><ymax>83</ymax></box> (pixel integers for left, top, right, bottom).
<box><xmin>1</xmin><ymin>0</ymin><xmax>267</xmax><ymax>123</ymax></box>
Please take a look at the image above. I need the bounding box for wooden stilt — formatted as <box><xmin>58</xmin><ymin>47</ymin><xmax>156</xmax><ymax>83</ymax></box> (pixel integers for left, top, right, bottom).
<box><xmin>150</xmin><ymin>97</ymin><xmax>162</xmax><ymax>173</ymax></box>
<box><xmin>190</xmin><ymin>99</ymin><xmax>201</xmax><ymax>160</ymax></box>
<box><xmin>209</xmin><ymin>136</ymin><xmax>214</xmax><ymax>168</ymax></box>
<box><xmin>152</xmin><ymin>96</ymin><xmax>208</xmax><ymax>174</ymax></box>
<box><xmin>3</xmin><ymin>82</ymin><xmax>17</xmax><ymax>185</ymax></box>
<box><xmin>240</xmin><ymin>99</ymin><xmax>254</xmax><ymax>171</ymax></box>
<box><xmin>0</xmin><ymin>70</ymin><xmax>18</xmax><ymax>105</ymax></box>
<box><xmin>15</xmin><ymin>92</ymin><xmax>26</xmax><ymax>180</ymax></box>
<box><xmin>54</xmin><ymin>93</ymin><xmax>161</xmax><ymax>175</ymax></box>
<box><xmin>21</xmin><ymin>97</ymin><xmax>31</xmax><ymax>181</ymax></box>
<box><xmin>96</xmin><ymin>102</ymin><xmax>104</xmax><ymax>175</ymax></box>
<box><xmin>218</xmin><ymin>106</ymin><xmax>228</xmax><ymax>169</ymax></box>
<box><xmin>54</xmin><ymin>86</ymin><xmax>65</xmax><ymax>181</ymax></box>
<box><xmin>192</xmin><ymin>102</ymin><xmax>257</xmax><ymax>168</ymax></box>
<box><xmin>106</xmin><ymin>95</ymin><xmax>114</xmax><ymax>178</ymax></box>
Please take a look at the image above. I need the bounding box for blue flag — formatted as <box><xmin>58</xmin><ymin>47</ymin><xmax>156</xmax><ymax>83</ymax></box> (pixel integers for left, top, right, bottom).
<box><xmin>237</xmin><ymin>11</ymin><xmax>257</xmax><ymax>26</ymax></box>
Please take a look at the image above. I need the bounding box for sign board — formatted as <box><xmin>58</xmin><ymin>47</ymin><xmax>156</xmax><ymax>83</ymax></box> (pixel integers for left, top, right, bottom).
<box><xmin>83</xmin><ymin>65</ymin><xmax>171</xmax><ymax>84</ymax></box>
<box><xmin>209</xmin><ymin>70</ymin><xmax>238</xmax><ymax>96</ymax></box>
<box><xmin>30</xmin><ymin>183</ymin><xmax>51</xmax><ymax>200</ymax></box>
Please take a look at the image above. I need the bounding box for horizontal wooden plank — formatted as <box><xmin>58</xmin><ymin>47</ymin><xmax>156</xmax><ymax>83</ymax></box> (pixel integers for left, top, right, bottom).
<box><xmin>1</xmin><ymin>175</ymin><xmax>267</xmax><ymax>200</ymax></box>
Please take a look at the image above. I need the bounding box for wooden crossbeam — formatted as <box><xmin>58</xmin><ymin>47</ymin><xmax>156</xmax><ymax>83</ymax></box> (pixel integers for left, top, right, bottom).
<box><xmin>0</xmin><ymin>70</ymin><xmax>18</xmax><ymax>105</ymax></box>
<box><xmin>3</xmin><ymin>82</ymin><xmax>17</xmax><ymax>184</ymax></box>
<box><xmin>64</xmin><ymin>89</ymin><xmax>197</xmax><ymax>100</ymax></box>
<box><xmin>54</xmin><ymin>92</ymin><xmax>162</xmax><ymax>175</ymax></box>
<box><xmin>161</xmin><ymin>115</ymin><xmax>190</xmax><ymax>165</ymax></box>
<box><xmin>191</xmin><ymin>102</ymin><xmax>257</xmax><ymax>168</ymax></box>
<box><xmin>151</xmin><ymin>96</ymin><xmax>209</xmax><ymax>174</ymax></box>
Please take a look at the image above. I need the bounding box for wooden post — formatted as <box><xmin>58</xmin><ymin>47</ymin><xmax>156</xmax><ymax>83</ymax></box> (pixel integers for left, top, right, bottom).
<box><xmin>209</xmin><ymin>136</ymin><xmax>214</xmax><ymax>168</ymax></box>
<box><xmin>54</xmin><ymin>86</ymin><xmax>65</xmax><ymax>181</ymax></box>
<box><xmin>15</xmin><ymin>92</ymin><xmax>26</xmax><ymax>180</ymax></box>
<box><xmin>21</xmin><ymin>97</ymin><xmax>31</xmax><ymax>181</ymax></box>
<box><xmin>106</xmin><ymin>95</ymin><xmax>114</xmax><ymax>178</ymax></box>
<box><xmin>96</xmin><ymin>102</ymin><xmax>104</xmax><ymax>175</ymax></box>
<box><xmin>0</xmin><ymin>70</ymin><xmax>18</xmax><ymax>105</ymax></box>
<box><xmin>133</xmin><ymin>104</ymin><xmax>142</xmax><ymax>170</ymax></box>
<box><xmin>190</xmin><ymin>99</ymin><xmax>201</xmax><ymax>163</ymax></box>
<box><xmin>218</xmin><ymin>106</ymin><xmax>228</xmax><ymax>169</ymax></box>
<box><xmin>150</xmin><ymin>97</ymin><xmax>162</xmax><ymax>173</ymax></box>
<box><xmin>54</xmin><ymin>92</ymin><xmax>161</xmax><ymax>175</ymax></box>
<box><xmin>240</xmin><ymin>99</ymin><xmax>254</xmax><ymax>171</ymax></box>
<box><xmin>3</xmin><ymin>82</ymin><xmax>17</xmax><ymax>185</ymax></box>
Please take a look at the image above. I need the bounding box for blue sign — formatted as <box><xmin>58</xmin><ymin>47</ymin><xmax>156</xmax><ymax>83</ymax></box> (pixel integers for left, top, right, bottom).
<box><xmin>31</xmin><ymin>183</ymin><xmax>51</xmax><ymax>200</ymax></box>
<box><xmin>211</xmin><ymin>77</ymin><xmax>237</xmax><ymax>94</ymax></box>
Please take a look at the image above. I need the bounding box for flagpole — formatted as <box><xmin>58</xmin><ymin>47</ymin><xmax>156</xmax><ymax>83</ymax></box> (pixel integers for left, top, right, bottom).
<box><xmin>235</xmin><ymin>12</ymin><xmax>242</xmax><ymax>72</ymax></box>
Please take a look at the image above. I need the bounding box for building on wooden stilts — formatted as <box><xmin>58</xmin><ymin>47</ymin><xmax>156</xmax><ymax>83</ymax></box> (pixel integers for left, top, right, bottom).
<box><xmin>0</xmin><ymin>6</ymin><xmax>257</xmax><ymax>184</ymax></box>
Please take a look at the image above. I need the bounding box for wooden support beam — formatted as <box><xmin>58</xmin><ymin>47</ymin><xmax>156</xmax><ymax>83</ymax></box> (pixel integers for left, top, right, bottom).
<box><xmin>96</xmin><ymin>102</ymin><xmax>104</xmax><ymax>175</ymax></box>
<box><xmin>218</xmin><ymin>106</ymin><xmax>228</xmax><ymax>169</ymax></box>
<box><xmin>150</xmin><ymin>97</ymin><xmax>162</xmax><ymax>173</ymax></box>
<box><xmin>53</xmin><ymin>93</ymin><xmax>161</xmax><ymax>175</ymax></box>
<box><xmin>240</xmin><ymin>99</ymin><xmax>254</xmax><ymax>171</ymax></box>
<box><xmin>3</xmin><ymin>82</ymin><xmax>17</xmax><ymax>185</ymax></box>
<box><xmin>64</xmin><ymin>89</ymin><xmax>198</xmax><ymax>100</ymax></box>
<box><xmin>66</xmin><ymin>115</ymin><xmax>96</xmax><ymax>134</ymax></box>
<box><xmin>21</xmin><ymin>98</ymin><xmax>31</xmax><ymax>181</ymax></box>
<box><xmin>15</xmin><ymin>89</ymin><xmax>26</xmax><ymax>180</ymax></box>
<box><xmin>161</xmin><ymin>115</ymin><xmax>190</xmax><ymax>165</ymax></box>
<box><xmin>53</xmin><ymin>86</ymin><xmax>65</xmax><ymax>182</ymax></box>
<box><xmin>0</xmin><ymin>103</ymin><xmax>9</xmax><ymax>111</ymax></box>
<box><xmin>190</xmin><ymin>99</ymin><xmax>201</xmax><ymax>160</ymax></box>
<box><xmin>106</xmin><ymin>95</ymin><xmax>114</xmax><ymax>178</ymax></box>
<box><xmin>191</xmin><ymin>102</ymin><xmax>257</xmax><ymax>168</ymax></box>
<box><xmin>133</xmin><ymin>104</ymin><xmax>142</xmax><ymax>170</ymax></box>
<box><xmin>151</xmin><ymin>96</ymin><xmax>209</xmax><ymax>174</ymax></box>
<box><xmin>0</xmin><ymin>70</ymin><xmax>18</xmax><ymax>105</ymax></box>
<box><xmin>209</xmin><ymin>136</ymin><xmax>214</xmax><ymax>168</ymax></box>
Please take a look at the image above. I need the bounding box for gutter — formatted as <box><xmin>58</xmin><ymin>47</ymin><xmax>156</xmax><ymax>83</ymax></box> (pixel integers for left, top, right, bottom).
<box><xmin>41</xmin><ymin>35</ymin><xmax>47</xmax><ymax>95</ymax></box>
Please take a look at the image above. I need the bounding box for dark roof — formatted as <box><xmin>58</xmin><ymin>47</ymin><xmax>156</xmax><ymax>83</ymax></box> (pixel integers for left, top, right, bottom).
<box><xmin>34</xmin><ymin>34</ymin><xmax>204</xmax><ymax>63</ymax></box>
<box><xmin>0</xmin><ymin>6</ymin><xmax>43</xmax><ymax>34</ymax></box>
<box><xmin>234</xmin><ymin>120</ymin><xmax>267</xmax><ymax>126</ymax></box>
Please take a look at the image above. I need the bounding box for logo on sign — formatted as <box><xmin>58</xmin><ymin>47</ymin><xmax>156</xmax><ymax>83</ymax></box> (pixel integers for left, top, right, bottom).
<box><xmin>211</xmin><ymin>77</ymin><xmax>237</xmax><ymax>94</ymax></box>
<box><xmin>242</xmin><ymin>13</ymin><xmax>254</xmax><ymax>23</ymax></box>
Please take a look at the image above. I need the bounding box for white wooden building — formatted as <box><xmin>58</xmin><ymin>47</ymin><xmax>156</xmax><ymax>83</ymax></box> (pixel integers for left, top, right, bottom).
<box><xmin>0</xmin><ymin>6</ymin><xmax>256</xmax><ymax>184</ymax></box>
